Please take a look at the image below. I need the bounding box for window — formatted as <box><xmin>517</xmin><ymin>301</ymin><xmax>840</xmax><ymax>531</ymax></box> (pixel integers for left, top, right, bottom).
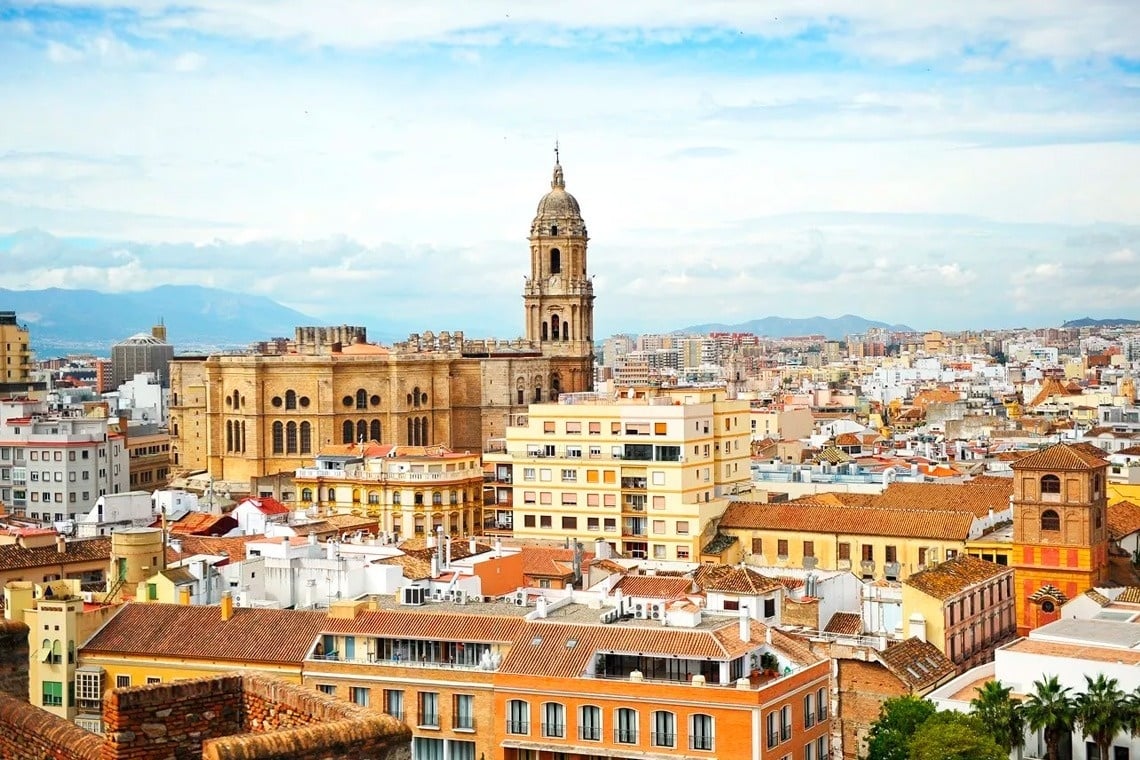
<box><xmin>780</xmin><ymin>705</ymin><xmax>792</xmax><ymax>741</ymax></box>
<box><xmin>115</xmin><ymin>675</ymin><xmax>130</xmax><ymax>688</ymax></box>
<box><xmin>764</xmin><ymin>597</ymin><xmax>776</xmax><ymax>618</ymax></box>
<box><xmin>286</xmin><ymin>421</ymin><xmax>297</xmax><ymax>454</ymax></box>
<box><xmin>418</xmin><ymin>691</ymin><xmax>438</xmax><ymax>727</ymax></box>
<box><xmin>579</xmin><ymin>705</ymin><xmax>602</xmax><ymax>741</ymax></box>
<box><xmin>370</xmin><ymin>419</ymin><xmax>381</xmax><ymax>442</ymax></box>
<box><xmin>1041</xmin><ymin>474</ymin><xmax>1061</xmax><ymax>494</ymax></box>
<box><xmin>540</xmin><ymin>515</ymin><xmax>553</xmax><ymax>528</ymax></box>
<box><xmin>861</xmin><ymin>545</ymin><xmax>874</xmax><ymax>562</ymax></box>
<box><xmin>676</xmin><ymin>520</ymin><xmax>689</xmax><ymax>534</ymax></box>
<box><xmin>285</xmin><ymin>390</ymin><xmax>297</xmax><ymax>410</ymax></box>
<box><xmin>589</xmin><ymin>422</ymin><xmax>601</xmax><ymax>434</ymax></box>
<box><xmin>752</xmin><ymin>538</ymin><xmax>763</xmax><ymax>554</ymax></box>
<box><xmin>561</xmin><ymin>492</ymin><xmax>577</xmax><ymax>505</ymax></box>
<box><xmin>566</xmin><ymin>421</ymin><xmax>582</xmax><ymax>434</ymax></box>
<box><xmin>384</xmin><ymin>689</ymin><xmax>404</xmax><ymax>720</ymax></box>
<box><xmin>146</xmin><ymin>676</ymin><xmax>161</xmax><ymax>685</ymax></box>
<box><xmin>885</xmin><ymin>545</ymin><xmax>897</xmax><ymax>563</ymax></box>
<box><xmin>42</xmin><ymin>681</ymin><xmax>63</xmax><ymax>707</ymax></box>
<box><xmin>1041</xmin><ymin>509</ymin><xmax>1060</xmax><ymax>531</ymax></box>
<box><xmin>777</xmin><ymin>539</ymin><xmax>789</xmax><ymax>557</ymax></box>
<box><xmin>766</xmin><ymin>712</ymin><xmax>779</xmax><ymax>749</ymax></box>
<box><xmin>690</xmin><ymin>713</ymin><xmax>714</xmax><ymax>751</ymax></box>
<box><xmin>543</xmin><ymin>702</ymin><xmax>566</xmax><ymax>738</ymax></box>
<box><xmin>413</xmin><ymin>737</ymin><xmax>444</xmax><ymax>760</ymax></box>
<box><xmin>350</xmin><ymin>686</ymin><xmax>370</xmax><ymax>707</ymax></box>
<box><xmin>805</xmin><ymin>740</ymin><xmax>815</xmax><ymax>760</ymax></box>
<box><xmin>654</xmin><ymin>422</ymin><xmax>667</xmax><ymax>435</ymax></box>
<box><xmin>507</xmin><ymin>699</ymin><xmax>529</xmax><ymax>734</ymax></box>
<box><xmin>342</xmin><ymin>420</ymin><xmax>353</xmax><ymax>444</ymax></box>
<box><xmin>561</xmin><ymin>468</ymin><xmax>577</xmax><ymax>482</ymax></box>
<box><xmin>317</xmin><ymin>684</ymin><xmax>336</xmax><ymax>696</ymax></box>
<box><xmin>356</xmin><ymin>389</ymin><xmax>368</xmax><ymax>410</ymax></box>
<box><xmin>803</xmin><ymin>540</ymin><xmax>814</xmax><ymax>558</ymax></box>
<box><xmin>615</xmin><ymin>707</ymin><xmax>638</xmax><ymax>744</ymax></box>
<box><xmin>450</xmin><ymin>740</ymin><xmax>476</xmax><ymax>760</ymax></box>
<box><xmin>544</xmin><ymin>421</ymin><xmax>556</xmax><ymax>434</ymax></box>
<box><xmin>652</xmin><ymin>710</ymin><xmax>675</xmax><ymax>748</ymax></box>
<box><xmin>454</xmin><ymin>694</ymin><xmax>474</xmax><ymax>730</ymax></box>
<box><xmin>804</xmin><ymin>692</ymin><xmax>816</xmax><ymax>728</ymax></box>
<box><xmin>561</xmin><ymin>516</ymin><xmax>577</xmax><ymax>530</ymax></box>
<box><xmin>523</xmin><ymin>467</ymin><xmax>536</xmax><ymax>481</ymax></box>
<box><xmin>838</xmin><ymin>542</ymin><xmax>851</xmax><ymax>561</ymax></box>
<box><xmin>817</xmin><ymin>687</ymin><xmax>828</xmax><ymax>720</ymax></box>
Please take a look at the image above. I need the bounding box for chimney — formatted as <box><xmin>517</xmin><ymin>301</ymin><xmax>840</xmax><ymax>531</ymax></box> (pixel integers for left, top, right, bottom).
<box><xmin>179</xmin><ymin>586</ymin><xmax>191</xmax><ymax>606</ymax></box>
<box><xmin>494</xmin><ymin>538</ymin><xmax>502</xmax><ymax>558</ymax></box>
<box><xmin>536</xmin><ymin>596</ymin><xmax>548</xmax><ymax>619</ymax></box>
<box><xmin>908</xmin><ymin>612</ymin><xmax>927</xmax><ymax>643</ymax></box>
<box><xmin>739</xmin><ymin>604</ymin><xmax>751</xmax><ymax>643</ymax></box>
<box><xmin>55</xmin><ymin>535</ymin><xmax>66</xmax><ymax>554</ymax></box>
<box><xmin>430</xmin><ymin>553</ymin><xmax>440</xmax><ymax>579</ymax></box>
<box><xmin>445</xmin><ymin>535</ymin><xmax>452</xmax><ymax>569</ymax></box>
<box><xmin>469</xmin><ymin>536</ymin><xmax>477</xmax><ymax>554</ymax></box>
<box><xmin>220</xmin><ymin>591</ymin><xmax>234</xmax><ymax>621</ymax></box>
<box><xmin>613</xmin><ymin>588</ymin><xmax>623</xmax><ymax>614</ymax></box>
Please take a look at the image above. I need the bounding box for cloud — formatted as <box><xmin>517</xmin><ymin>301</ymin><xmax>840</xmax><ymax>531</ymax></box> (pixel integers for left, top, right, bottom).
<box><xmin>172</xmin><ymin>51</ymin><xmax>205</xmax><ymax>72</ymax></box>
<box><xmin>669</xmin><ymin>146</ymin><xmax>735</xmax><ymax>159</ymax></box>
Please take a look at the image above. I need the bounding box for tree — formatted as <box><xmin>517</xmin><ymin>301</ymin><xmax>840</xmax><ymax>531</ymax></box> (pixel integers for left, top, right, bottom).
<box><xmin>1023</xmin><ymin>675</ymin><xmax>1075</xmax><ymax>760</ymax></box>
<box><xmin>864</xmin><ymin>695</ymin><xmax>937</xmax><ymax>760</ymax></box>
<box><xmin>908</xmin><ymin>711</ymin><xmax>1007</xmax><ymax>760</ymax></box>
<box><xmin>1076</xmin><ymin>674</ymin><xmax>1132</xmax><ymax>760</ymax></box>
<box><xmin>970</xmin><ymin>679</ymin><xmax>1026</xmax><ymax>754</ymax></box>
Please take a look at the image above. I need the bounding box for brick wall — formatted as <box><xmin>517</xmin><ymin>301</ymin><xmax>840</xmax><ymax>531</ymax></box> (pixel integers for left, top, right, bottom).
<box><xmin>782</xmin><ymin>596</ymin><xmax>820</xmax><ymax>628</ymax></box>
<box><xmin>836</xmin><ymin>660</ymin><xmax>908</xmax><ymax>760</ymax></box>
<box><xmin>0</xmin><ymin>618</ymin><xmax>29</xmax><ymax>700</ymax></box>
<box><xmin>0</xmin><ymin>694</ymin><xmax>103</xmax><ymax>760</ymax></box>
<box><xmin>102</xmin><ymin>675</ymin><xmax>246</xmax><ymax>760</ymax></box>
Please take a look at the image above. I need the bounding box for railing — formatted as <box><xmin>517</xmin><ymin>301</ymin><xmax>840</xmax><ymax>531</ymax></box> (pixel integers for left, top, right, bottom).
<box><xmin>614</xmin><ymin>729</ymin><xmax>639</xmax><ymax>744</ymax></box>
<box><xmin>295</xmin><ymin>468</ymin><xmax>476</xmax><ymax>484</ymax></box>
<box><xmin>506</xmin><ymin>720</ymin><xmax>529</xmax><ymax>734</ymax></box>
<box><xmin>578</xmin><ymin>726</ymin><xmax>601</xmax><ymax>741</ymax></box>
<box><xmin>307</xmin><ymin>654</ymin><xmax>494</xmax><ymax>672</ymax></box>
<box><xmin>690</xmin><ymin>735</ymin><xmax>714</xmax><ymax>751</ymax></box>
<box><xmin>651</xmin><ymin>732</ymin><xmax>676</xmax><ymax>748</ymax></box>
<box><xmin>418</xmin><ymin>714</ymin><xmax>439</xmax><ymax>728</ymax></box>
<box><xmin>453</xmin><ymin>716</ymin><xmax>475</xmax><ymax>730</ymax></box>
<box><xmin>542</xmin><ymin>723</ymin><xmax>566</xmax><ymax>738</ymax></box>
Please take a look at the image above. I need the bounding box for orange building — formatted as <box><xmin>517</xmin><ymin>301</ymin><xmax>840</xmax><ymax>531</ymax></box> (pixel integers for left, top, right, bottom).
<box><xmin>1010</xmin><ymin>443</ymin><xmax>1110</xmax><ymax>634</ymax></box>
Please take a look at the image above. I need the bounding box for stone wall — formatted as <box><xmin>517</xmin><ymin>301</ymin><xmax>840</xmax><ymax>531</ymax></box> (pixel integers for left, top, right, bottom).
<box><xmin>101</xmin><ymin>675</ymin><xmax>245</xmax><ymax>760</ymax></box>
<box><xmin>0</xmin><ymin>694</ymin><xmax>103</xmax><ymax>760</ymax></box>
<box><xmin>835</xmin><ymin>660</ymin><xmax>908</xmax><ymax>760</ymax></box>
<box><xmin>0</xmin><ymin>618</ymin><xmax>29</xmax><ymax>700</ymax></box>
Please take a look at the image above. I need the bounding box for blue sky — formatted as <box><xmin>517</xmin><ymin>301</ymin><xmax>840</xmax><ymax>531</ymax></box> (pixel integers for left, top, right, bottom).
<box><xmin>1</xmin><ymin>1</ymin><xmax>1139</xmax><ymax>338</ymax></box>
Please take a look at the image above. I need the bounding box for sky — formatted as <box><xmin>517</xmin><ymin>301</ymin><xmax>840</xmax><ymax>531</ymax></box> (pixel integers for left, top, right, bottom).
<box><xmin>2</xmin><ymin>1</ymin><xmax>1140</xmax><ymax>338</ymax></box>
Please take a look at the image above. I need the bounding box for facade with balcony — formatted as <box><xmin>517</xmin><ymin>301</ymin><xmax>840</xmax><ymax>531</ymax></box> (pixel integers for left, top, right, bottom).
<box><xmin>483</xmin><ymin>387</ymin><xmax>751</xmax><ymax>560</ymax></box>
<box><xmin>294</xmin><ymin>444</ymin><xmax>483</xmax><ymax>539</ymax></box>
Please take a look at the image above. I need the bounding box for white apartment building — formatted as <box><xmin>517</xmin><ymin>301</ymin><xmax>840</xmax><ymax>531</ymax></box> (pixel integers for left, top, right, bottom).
<box><xmin>0</xmin><ymin>398</ymin><xmax>129</xmax><ymax>524</ymax></box>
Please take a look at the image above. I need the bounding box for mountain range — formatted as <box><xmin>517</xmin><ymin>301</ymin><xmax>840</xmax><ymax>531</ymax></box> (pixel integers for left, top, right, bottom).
<box><xmin>1</xmin><ymin>286</ymin><xmax>317</xmax><ymax>353</ymax></box>
<box><xmin>1061</xmin><ymin>316</ymin><xmax>1140</xmax><ymax>328</ymax></box>
<box><xmin>679</xmin><ymin>314</ymin><xmax>915</xmax><ymax>340</ymax></box>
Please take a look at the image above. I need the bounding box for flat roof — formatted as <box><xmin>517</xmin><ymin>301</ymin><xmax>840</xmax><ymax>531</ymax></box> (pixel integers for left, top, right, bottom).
<box><xmin>1029</xmin><ymin>618</ymin><xmax>1140</xmax><ymax>650</ymax></box>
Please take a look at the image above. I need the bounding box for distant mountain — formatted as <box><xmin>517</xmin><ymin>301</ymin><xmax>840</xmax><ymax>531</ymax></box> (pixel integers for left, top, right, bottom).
<box><xmin>0</xmin><ymin>285</ymin><xmax>320</xmax><ymax>353</ymax></box>
<box><xmin>678</xmin><ymin>314</ymin><xmax>914</xmax><ymax>340</ymax></box>
<box><xmin>1062</xmin><ymin>316</ymin><xmax>1140</xmax><ymax>328</ymax></box>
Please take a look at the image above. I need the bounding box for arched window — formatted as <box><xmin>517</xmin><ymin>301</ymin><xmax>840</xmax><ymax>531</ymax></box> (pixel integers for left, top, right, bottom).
<box><xmin>407</xmin><ymin>418</ymin><xmax>414</xmax><ymax>445</ymax></box>
<box><xmin>449</xmin><ymin>490</ymin><xmax>458</xmax><ymax>505</ymax></box>
<box><xmin>1041</xmin><ymin>509</ymin><xmax>1061</xmax><ymax>531</ymax></box>
<box><xmin>579</xmin><ymin>705</ymin><xmax>602</xmax><ymax>742</ymax></box>
<box><xmin>240</xmin><ymin>421</ymin><xmax>246</xmax><ymax>453</ymax></box>
<box><xmin>551</xmin><ymin>373</ymin><xmax>561</xmax><ymax>399</ymax></box>
<box><xmin>356</xmin><ymin>419</ymin><xmax>367</xmax><ymax>442</ymax></box>
<box><xmin>299</xmin><ymin>422</ymin><xmax>311</xmax><ymax>454</ymax></box>
<box><xmin>368</xmin><ymin>491</ymin><xmax>380</xmax><ymax>505</ymax></box>
<box><xmin>551</xmin><ymin>314</ymin><xmax>561</xmax><ymax>340</ymax></box>
<box><xmin>507</xmin><ymin>699</ymin><xmax>529</xmax><ymax>735</ymax></box>
<box><xmin>327</xmin><ymin>487</ymin><xmax>336</xmax><ymax>502</ymax></box>
<box><xmin>412</xmin><ymin>387</ymin><xmax>421</xmax><ymax>409</ymax></box>
<box><xmin>421</xmin><ymin>416</ymin><xmax>429</xmax><ymax>445</ymax></box>
<box><xmin>432</xmin><ymin>491</ymin><xmax>442</xmax><ymax>506</ymax></box>
<box><xmin>232</xmin><ymin>390</ymin><xmax>240</xmax><ymax>408</ymax></box>
<box><xmin>286</xmin><ymin>421</ymin><xmax>297</xmax><ymax>454</ymax></box>
<box><xmin>370</xmin><ymin>419</ymin><xmax>381</xmax><ymax>442</ymax></box>
<box><xmin>272</xmin><ymin>422</ymin><xmax>284</xmax><ymax>454</ymax></box>
<box><xmin>342</xmin><ymin>420</ymin><xmax>353</xmax><ymax>444</ymax></box>
<box><xmin>542</xmin><ymin>702</ymin><xmax>566</xmax><ymax>738</ymax></box>
<box><xmin>690</xmin><ymin>714</ymin><xmax>714</xmax><ymax>751</ymax></box>
<box><xmin>534</xmin><ymin>386</ymin><xmax>542</xmax><ymax>403</ymax></box>
<box><xmin>356</xmin><ymin>389</ymin><xmax>367</xmax><ymax>410</ymax></box>
<box><xmin>550</xmin><ymin>224</ymin><xmax>558</xmax><ymax>236</ymax></box>
<box><xmin>225</xmin><ymin>420</ymin><xmax>233</xmax><ymax>452</ymax></box>
<box><xmin>616</xmin><ymin>707</ymin><xmax>638</xmax><ymax>744</ymax></box>
<box><xmin>285</xmin><ymin>390</ymin><xmax>297</xmax><ymax>410</ymax></box>
<box><xmin>542</xmin><ymin>322</ymin><xmax>549</xmax><ymax>341</ymax></box>
<box><xmin>550</xmin><ymin>248</ymin><xmax>561</xmax><ymax>274</ymax></box>
<box><xmin>301</xmin><ymin>488</ymin><xmax>313</xmax><ymax>502</ymax></box>
<box><xmin>1041</xmin><ymin>474</ymin><xmax>1061</xmax><ymax>494</ymax></box>
<box><xmin>651</xmin><ymin>710</ymin><xmax>675</xmax><ymax>748</ymax></box>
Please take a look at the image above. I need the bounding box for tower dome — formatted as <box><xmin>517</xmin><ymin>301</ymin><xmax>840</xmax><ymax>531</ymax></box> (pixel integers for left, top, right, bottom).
<box><xmin>532</xmin><ymin>147</ymin><xmax>586</xmax><ymax>235</ymax></box>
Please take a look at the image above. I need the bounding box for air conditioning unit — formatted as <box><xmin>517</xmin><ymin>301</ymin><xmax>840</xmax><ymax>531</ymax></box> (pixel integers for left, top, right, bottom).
<box><xmin>401</xmin><ymin>587</ymin><xmax>426</xmax><ymax>606</ymax></box>
<box><xmin>634</xmin><ymin>603</ymin><xmax>646</xmax><ymax>619</ymax></box>
<box><xmin>514</xmin><ymin>591</ymin><xmax>527</xmax><ymax>606</ymax></box>
<box><xmin>432</xmin><ymin>589</ymin><xmax>444</xmax><ymax>601</ymax></box>
<box><xmin>649</xmin><ymin>602</ymin><xmax>665</xmax><ymax>620</ymax></box>
<box><xmin>454</xmin><ymin>591</ymin><xmax>468</xmax><ymax>605</ymax></box>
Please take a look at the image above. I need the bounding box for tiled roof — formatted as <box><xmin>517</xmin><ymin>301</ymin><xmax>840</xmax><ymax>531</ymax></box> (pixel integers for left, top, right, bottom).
<box><xmin>701</xmin><ymin>533</ymin><xmax>738</xmax><ymax>555</ymax></box>
<box><xmin>1117</xmin><ymin>446</ymin><xmax>1140</xmax><ymax>456</ymax></box>
<box><xmin>613</xmin><ymin>575</ymin><xmax>692</xmax><ymax>599</ymax></box>
<box><xmin>519</xmin><ymin>546</ymin><xmax>593</xmax><ymax>578</ymax></box>
<box><xmin>1028</xmin><ymin>584</ymin><xmax>1069</xmax><ymax>604</ymax></box>
<box><xmin>903</xmin><ymin>555</ymin><xmax>1010</xmax><ymax>600</ymax></box>
<box><xmin>834</xmin><ymin>433</ymin><xmax>862</xmax><ymax>446</ymax></box>
<box><xmin>1084</xmin><ymin>428</ymin><xmax>1139</xmax><ymax>440</ymax></box>
<box><xmin>1083</xmin><ymin>589</ymin><xmax>1112</xmax><ymax>607</ymax></box>
<box><xmin>321</xmin><ymin>609</ymin><xmax>525</xmax><ymax>644</ymax></box>
<box><xmin>166</xmin><ymin>535</ymin><xmax>264</xmax><ymax>564</ymax></box>
<box><xmin>865</xmin><ymin>478</ymin><xmax>1012</xmax><ymax>518</ymax></box>
<box><xmin>375</xmin><ymin>554</ymin><xmax>432</xmax><ymax>581</ymax></box>
<box><xmin>399</xmin><ymin>538</ymin><xmax>493</xmax><ymax>564</ymax></box>
<box><xmin>876</xmin><ymin>637</ymin><xmax>955</xmax><ymax>692</ymax></box>
<box><xmin>694</xmin><ymin>565</ymin><xmax>783</xmax><ymax>595</ymax></box>
<box><xmin>719</xmin><ymin>500</ymin><xmax>976</xmax><ymax>541</ymax></box>
<box><xmin>237</xmin><ymin>496</ymin><xmax>290</xmax><ymax>516</ymax></box>
<box><xmin>291</xmin><ymin>515</ymin><xmax>380</xmax><ymax>537</ymax></box>
<box><xmin>590</xmin><ymin>559</ymin><xmax>628</xmax><ymax>575</ymax></box>
<box><xmin>155</xmin><ymin>567</ymin><xmax>197</xmax><ymax>585</ymax></box>
<box><xmin>0</xmin><ymin>536</ymin><xmax>110</xmax><ymax>572</ymax></box>
<box><xmin>814</xmin><ymin>446</ymin><xmax>851</xmax><ymax>464</ymax></box>
<box><xmin>154</xmin><ymin>512</ymin><xmax>238</xmax><ymax>536</ymax></box>
<box><xmin>823</xmin><ymin>611</ymin><xmax>863</xmax><ymax>636</ymax></box>
<box><xmin>82</xmin><ymin>603</ymin><xmax>329</xmax><ymax>664</ymax></box>
<box><xmin>1010</xmin><ymin>443</ymin><xmax>1107</xmax><ymax>472</ymax></box>
<box><xmin>1108</xmin><ymin>502</ymin><xmax>1140</xmax><ymax>541</ymax></box>
<box><xmin>1114</xmin><ymin>587</ymin><xmax>1140</xmax><ymax>604</ymax></box>
<box><xmin>1027</xmin><ymin>378</ymin><xmax>1082</xmax><ymax>407</ymax></box>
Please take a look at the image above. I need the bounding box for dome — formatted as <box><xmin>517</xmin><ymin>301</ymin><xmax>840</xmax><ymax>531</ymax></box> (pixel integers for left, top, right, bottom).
<box><xmin>533</xmin><ymin>152</ymin><xmax>583</xmax><ymax>224</ymax></box>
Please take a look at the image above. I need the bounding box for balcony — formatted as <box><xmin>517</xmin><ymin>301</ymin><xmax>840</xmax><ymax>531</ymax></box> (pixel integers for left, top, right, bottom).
<box><xmin>614</xmin><ymin>729</ymin><xmax>639</xmax><ymax>744</ymax></box>
<box><xmin>578</xmin><ymin>726</ymin><xmax>601</xmax><ymax>741</ymax></box>
<box><xmin>453</xmin><ymin>716</ymin><xmax>475</xmax><ymax>730</ymax></box>
<box><xmin>506</xmin><ymin>720</ymin><xmax>529</xmax><ymax>735</ymax></box>
<box><xmin>690</xmin><ymin>735</ymin><xmax>714</xmax><ymax>751</ymax></box>
<box><xmin>620</xmin><ymin>477</ymin><xmax>647</xmax><ymax>490</ymax></box>
<box><xmin>541</xmin><ymin>723</ymin><xmax>566</xmax><ymax>738</ymax></box>
<box><xmin>652</xmin><ymin>733</ymin><xmax>676</xmax><ymax>748</ymax></box>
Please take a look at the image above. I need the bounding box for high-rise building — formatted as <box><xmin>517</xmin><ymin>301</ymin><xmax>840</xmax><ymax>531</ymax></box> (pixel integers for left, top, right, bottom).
<box><xmin>0</xmin><ymin>311</ymin><xmax>45</xmax><ymax>396</ymax></box>
<box><xmin>111</xmin><ymin>325</ymin><xmax>173</xmax><ymax>389</ymax></box>
<box><xmin>169</xmin><ymin>154</ymin><xmax>596</xmax><ymax>484</ymax></box>
<box><xmin>484</xmin><ymin>387</ymin><xmax>751</xmax><ymax>559</ymax></box>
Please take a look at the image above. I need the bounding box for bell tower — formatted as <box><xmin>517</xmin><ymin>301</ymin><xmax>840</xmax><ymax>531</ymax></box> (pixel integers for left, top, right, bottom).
<box><xmin>524</xmin><ymin>145</ymin><xmax>594</xmax><ymax>361</ymax></box>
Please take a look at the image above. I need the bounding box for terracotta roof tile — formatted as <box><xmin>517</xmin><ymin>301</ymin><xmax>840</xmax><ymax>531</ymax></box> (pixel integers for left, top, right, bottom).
<box><xmin>613</xmin><ymin>575</ymin><xmax>692</xmax><ymax>599</ymax></box>
<box><xmin>375</xmin><ymin>554</ymin><xmax>432</xmax><ymax>580</ymax></box>
<box><xmin>1027</xmin><ymin>378</ymin><xmax>1083</xmax><ymax>407</ymax></box>
<box><xmin>1108</xmin><ymin>502</ymin><xmax>1140</xmax><ymax>541</ymax></box>
<box><xmin>82</xmin><ymin>603</ymin><xmax>328</xmax><ymax>664</ymax></box>
<box><xmin>320</xmin><ymin>609</ymin><xmax>525</xmax><ymax>644</ymax></box>
<box><xmin>1114</xmin><ymin>587</ymin><xmax>1140</xmax><ymax>604</ymax></box>
<box><xmin>155</xmin><ymin>512</ymin><xmax>238</xmax><ymax>536</ymax></box>
<box><xmin>823</xmin><ymin>611</ymin><xmax>863</xmax><ymax>636</ymax></box>
<box><xmin>1011</xmin><ymin>443</ymin><xmax>1108</xmax><ymax>471</ymax></box>
<box><xmin>1084</xmin><ymin>589</ymin><xmax>1112</xmax><ymax>606</ymax></box>
<box><xmin>519</xmin><ymin>546</ymin><xmax>593</xmax><ymax>578</ymax></box>
<box><xmin>0</xmin><ymin>536</ymin><xmax>110</xmax><ymax>572</ymax></box>
<box><xmin>237</xmin><ymin>496</ymin><xmax>290</xmax><ymax>515</ymax></box>
<box><xmin>903</xmin><ymin>555</ymin><xmax>1010</xmax><ymax>600</ymax></box>
<box><xmin>865</xmin><ymin>478</ymin><xmax>1012</xmax><ymax>518</ymax></box>
<box><xmin>694</xmin><ymin>565</ymin><xmax>783</xmax><ymax>595</ymax></box>
<box><xmin>876</xmin><ymin>637</ymin><xmax>955</xmax><ymax>692</ymax></box>
<box><xmin>719</xmin><ymin>501</ymin><xmax>976</xmax><ymax>541</ymax></box>
<box><xmin>166</xmin><ymin>535</ymin><xmax>264</xmax><ymax>564</ymax></box>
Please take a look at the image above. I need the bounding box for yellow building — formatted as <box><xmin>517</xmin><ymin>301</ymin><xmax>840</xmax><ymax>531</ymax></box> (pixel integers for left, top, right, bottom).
<box><xmin>293</xmin><ymin>444</ymin><xmax>484</xmax><ymax>538</ymax></box>
<box><xmin>484</xmin><ymin>387</ymin><xmax>751</xmax><ymax>560</ymax></box>
<box><xmin>0</xmin><ymin>310</ymin><xmax>41</xmax><ymax>396</ymax></box>
<box><xmin>170</xmin><ymin>154</ymin><xmax>596</xmax><ymax>484</ymax></box>
<box><xmin>718</xmin><ymin>479</ymin><xmax>1014</xmax><ymax>582</ymax></box>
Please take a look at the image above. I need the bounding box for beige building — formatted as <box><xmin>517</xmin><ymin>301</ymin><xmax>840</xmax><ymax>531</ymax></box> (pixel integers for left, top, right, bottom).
<box><xmin>294</xmin><ymin>443</ymin><xmax>484</xmax><ymax>538</ymax></box>
<box><xmin>484</xmin><ymin>386</ymin><xmax>751</xmax><ymax>560</ymax></box>
<box><xmin>170</xmin><ymin>154</ymin><xmax>595</xmax><ymax>484</ymax></box>
<box><xmin>0</xmin><ymin>311</ymin><xmax>38</xmax><ymax>396</ymax></box>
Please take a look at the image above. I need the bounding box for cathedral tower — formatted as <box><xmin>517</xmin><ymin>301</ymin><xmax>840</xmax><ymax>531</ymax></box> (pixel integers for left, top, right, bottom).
<box><xmin>524</xmin><ymin>146</ymin><xmax>595</xmax><ymax>362</ymax></box>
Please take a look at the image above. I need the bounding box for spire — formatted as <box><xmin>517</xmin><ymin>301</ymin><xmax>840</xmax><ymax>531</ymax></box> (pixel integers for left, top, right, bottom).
<box><xmin>551</xmin><ymin>141</ymin><xmax>565</xmax><ymax>190</ymax></box>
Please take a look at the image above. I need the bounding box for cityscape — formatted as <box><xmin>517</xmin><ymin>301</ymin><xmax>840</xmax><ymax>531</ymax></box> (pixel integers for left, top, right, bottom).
<box><xmin>3</xmin><ymin>3</ymin><xmax>1140</xmax><ymax>760</ymax></box>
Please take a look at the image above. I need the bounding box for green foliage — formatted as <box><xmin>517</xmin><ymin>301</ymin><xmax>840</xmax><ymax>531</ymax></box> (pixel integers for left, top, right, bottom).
<box><xmin>1076</xmin><ymin>674</ymin><xmax>1131</xmax><ymax>760</ymax></box>
<box><xmin>969</xmin><ymin>679</ymin><xmax>1025</xmax><ymax>752</ymax></box>
<box><xmin>1023</xmin><ymin>675</ymin><xmax>1076</xmax><ymax>760</ymax></box>
<box><xmin>908</xmin><ymin>712</ymin><xmax>1007</xmax><ymax>760</ymax></box>
<box><xmin>864</xmin><ymin>696</ymin><xmax>936</xmax><ymax>760</ymax></box>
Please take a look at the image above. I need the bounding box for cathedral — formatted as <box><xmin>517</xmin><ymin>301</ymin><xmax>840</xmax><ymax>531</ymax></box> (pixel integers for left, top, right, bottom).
<box><xmin>169</xmin><ymin>152</ymin><xmax>596</xmax><ymax>483</ymax></box>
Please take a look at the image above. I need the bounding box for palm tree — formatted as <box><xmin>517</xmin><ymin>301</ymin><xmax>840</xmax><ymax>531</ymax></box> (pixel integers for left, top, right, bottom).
<box><xmin>971</xmin><ymin>679</ymin><xmax>1026</xmax><ymax>755</ymax></box>
<box><xmin>1076</xmin><ymin>674</ymin><xmax>1130</xmax><ymax>760</ymax></box>
<box><xmin>1023</xmin><ymin>675</ymin><xmax>1074</xmax><ymax>760</ymax></box>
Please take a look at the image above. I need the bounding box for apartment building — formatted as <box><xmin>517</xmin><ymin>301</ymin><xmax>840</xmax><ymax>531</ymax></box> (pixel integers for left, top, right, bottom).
<box><xmin>0</xmin><ymin>399</ymin><xmax>129</xmax><ymax>523</ymax></box>
<box><xmin>294</xmin><ymin>444</ymin><xmax>483</xmax><ymax>538</ymax></box>
<box><xmin>0</xmin><ymin>311</ymin><xmax>43</xmax><ymax>396</ymax></box>
<box><xmin>69</xmin><ymin>591</ymin><xmax>828</xmax><ymax>760</ymax></box>
<box><xmin>484</xmin><ymin>387</ymin><xmax>751</xmax><ymax>560</ymax></box>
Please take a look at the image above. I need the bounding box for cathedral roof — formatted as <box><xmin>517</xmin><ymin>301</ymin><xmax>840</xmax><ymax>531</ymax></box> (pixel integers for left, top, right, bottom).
<box><xmin>533</xmin><ymin>149</ymin><xmax>583</xmax><ymax>224</ymax></box>
<box><xmin>1010</xmin><ymin>442</ymin><xmax>1108</xmax><ymax>472</ymax></box>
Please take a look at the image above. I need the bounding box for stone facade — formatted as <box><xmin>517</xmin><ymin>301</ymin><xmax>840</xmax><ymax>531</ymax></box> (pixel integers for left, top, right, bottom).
<box><xmin>0</xmin><ymin>618</ymin><xmax>29</xmax><ymax>700</ymax></box>
<box><xmin>170</xmin><ymin>157</ymin><xmax>596</xmax><ymax>484</ymax></box>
